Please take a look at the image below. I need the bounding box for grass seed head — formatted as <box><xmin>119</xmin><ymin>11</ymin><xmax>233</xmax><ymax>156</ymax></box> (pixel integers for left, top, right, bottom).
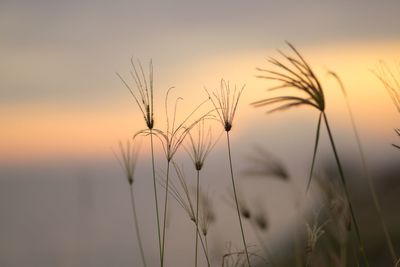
<box><xmin>112</xmin><ymin>140</ymin><xmax>141</xmax><ymax>185</ymax></box>
<box><xmin>242</xmin><ymin>145</ymin><xmax>289</xmax><ymax>181</ymax></box>
<box><xmin>185</xmin><ymin>119</ymin><xmax>220</xmax><ymax>171</ymax></box>
<box><xmin>134</xmin><ymin>87</ymin><xmax>211</xmax><ymax>162</ymax></box>
<box><xmin>199</xmin><ymin>187</ymin><xmax>216</xmax><ymax>236</ymax></box>
<box><xmin>206</xmin><ymin>79</ymin><xmax>245</xmax><ymax>132</ymax></box>
<box><xmin>117</xmin><ymin>59</ymin><xmax>154</xmax><ymax>129</ymax></box>
<box><xmin>252</xmin><ymin>42</ymin><xmax>325</xmax><ymax>113</ymax></box>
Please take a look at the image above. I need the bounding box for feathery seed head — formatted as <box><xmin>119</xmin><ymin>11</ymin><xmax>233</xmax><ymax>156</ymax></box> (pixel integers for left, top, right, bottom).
<box><xmin>161</xmin><ymin>162</ymin><xmax>196</xmax><ymax>222</ymax></box>
<box><xmin>242</xmin><ymin>145</ymin><xmax>289</xmax><ymax>181</ymax></box>
<box><xmin>134</xmin><ymin>87</ymin><xmax>211</xmax><ymax>162</ymax></box>
<box><xmin>199</xmin><ymin>188</ymin><xmax>216</xmax><ymax>236</ymax></box>
<box><xmin>373</xmin><ymin>61</ymin><xmax>400</xmax><ymax>112</ymax></box>
<box><xmin>113</xmin><ymin>140</ymin><xmax>140</xmax><ymax>185</ymax></box>
<box><xmin>185</xmin><ymin>119</ymin><xmax>220</xmax><ymax>171</ymax></box>
<box><xmin>206</xmin><ymin>79</ymin><xmax>245</xmax><ymax>132</ymax></box>
<box><xmin>117</xmin><ymin>59</ymin><xmax>154</xmax><ymax>129</ymax></box>
<box><xmin>306</xmin><ymin>219</ymin><xmax>327</xmax><ymax>254</ymax></box>
<box><xmin>373</xmin><ymin>61</ymin><xmax>400</xmax><ymax>149</ymax></box>
<box><xmin>252</xmin><ymin>42</ymin><xmax>325</xmax><ymax>113</ymax></box>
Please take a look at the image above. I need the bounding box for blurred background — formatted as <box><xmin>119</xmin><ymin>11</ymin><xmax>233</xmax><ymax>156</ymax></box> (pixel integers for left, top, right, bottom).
<box><xmin>1</xmin><ymin>0</ymin><xmax>399</xmax><ymax>266</ymax></box>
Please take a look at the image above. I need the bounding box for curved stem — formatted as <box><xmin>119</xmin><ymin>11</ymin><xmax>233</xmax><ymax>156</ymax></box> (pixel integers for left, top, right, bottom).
<box><xmin>150</xmin><ymin>131</ymin><xmax>162</xmax><ymax>265</ymax></box>
<box><xmin>129</xmin><ymin>185</ymin><xmax>147</xmax><ymax>267</ymax></box>
<box><xmin>344</xmin><ymin>97</ymin><xmax>398</xmax><ymax>263</ymax></box>
<box><xmin>322</xmin><ymin>112</ymin><xmax>369</xmax><ymax>267</ymax></box>
<box><xmin>226</xmin><ymin>131</ymin><xmax>251</xmax><ymax>267</ymax></box>
<box><xmin>195</xmin><ymin>170</ymin><xmax>200</xmax><ymax>267</ymax></box>
<box><xmin>161</xmin><ymin>161</ymin><xmax>171</xmax><ymax>267</ymax></box>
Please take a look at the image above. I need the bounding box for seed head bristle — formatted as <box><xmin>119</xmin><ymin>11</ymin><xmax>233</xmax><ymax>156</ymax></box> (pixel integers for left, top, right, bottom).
<box><xmin>242</xmin><ymin>145</ymin><xmax>289</xmax><ymax>181</ymax></box>
<box><xmin>112</xmin><ymin>140</ymin><xmax>141</xmax><ymax>185</ymax></box>
<box><xmin>206</xmin><ymin>79</ymin><xmax>245</xmax><ymax>132</ymax></box>
<box><xmin>134</xmin><ymin>88</ymin><xmax>212</xmax><ymax>162</ymax></box>
<box><xmin>373</xmin><ymin>61</ymin><xmax>400</xmax><ymax>149</ymax></box>
<box><xmin>159</xmin><ymin>162</ymin><xmax>196</xmax><ymax>222</ymax></box>
<box><xmin>252</xmin><ymin>42</ymin><xmax>325</xmax><ymax>113</ymax></box>
<box><xmin>117</xmin><ymin>59</ymin><xmax>154</xmax><ymax>129</ymax></box>
<box><xmin>373</xmin><ymin>60</ymin><xmax>400</xmax><ymax>112</ymax></box>
<box><xmin>184</xmin><ymin>119</ymin><xmax>221</xmax><ymax>171</ymax></box>
<box><xmin>306</xmin><ymin>221</ymin><xmax>326</xmax><ymax>254</ymax></box>
<box><xmin>199</xmin><ymin>187</ymin><xmax>216</xmax><ymax>236</ymax></box>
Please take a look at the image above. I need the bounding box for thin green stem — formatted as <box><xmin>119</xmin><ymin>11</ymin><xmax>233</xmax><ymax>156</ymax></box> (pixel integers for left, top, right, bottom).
<box><xmin>161</xmin><ymin>160</ymin><xmax>171</xmax><ymax>267</ymax></box>
<box><xmin>322</xmin><ymin>112</ymin><xmax>369</xmax><ymax>267</ymax></box>
<box><xmin>195</xmin><ymin>170</ymin><xmax>200</xmax><ymax>267</ymax></box>
<box><xmin>226</xmin><ymin>131</ymin><xmax>251</xmax><ymax>267</ymax></box>
<box><xmin>129</xmin><ymin>185</ymin><xmax>147</xmax><ymax>267</ymax></box>
<box><xmin>344</xmin><ymin>97</ymin><xmax>398</xmax><ymax>263</ymax></box>
<box><xmin>150</xmin><ymin>131</ymin><xmax>162</xmax><ymax>265</ymax></box>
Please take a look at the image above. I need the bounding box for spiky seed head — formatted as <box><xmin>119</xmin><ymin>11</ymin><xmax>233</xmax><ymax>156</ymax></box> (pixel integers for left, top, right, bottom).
<box><xmin>113</xmin><ymin>140</ymin><xmax>140</xmax><ymax>186</ymax></box>
<box><xmin>195</xmin><ymin>161</ymin><xmax>203</xmax><ymax>171</ymax></box>
<box><xmin>146</xmin><ymin>105</ymin><xmax>154</xmax><ymax>129</ymax></box>
<box><xmin>206</xmin><ymin>79</ymin><xmax>245</xmax><ymax>132</ymax></box>
<box><xmin>117</xmin><ymin>59</ymin><xmax>155</xmax><ymax>130</ymax></box>
<box><xmin>252</xmin><ymin>42</ymin><xmax>325</xmax><ymax>113</ymax></box>
<box><xmin>224</xmin><ymin>122</ymin><xmax>232</xmax><ymax>132</ymax></box>
<box><xmin>185</xmin><ymin>119</ymin><xmax>218</xmax><ymax>171</ymax></box>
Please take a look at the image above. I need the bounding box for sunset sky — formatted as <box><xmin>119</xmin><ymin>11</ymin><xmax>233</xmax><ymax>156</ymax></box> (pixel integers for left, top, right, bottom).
<box><xmin>1</xmin><ymin>0</ymin><xmax>399</xmax><ymax>163</ymax></box>
<box><xmin>1</xmin><ymin>1</ymin><xmax>399</xmax><ymax>266</ymax></box>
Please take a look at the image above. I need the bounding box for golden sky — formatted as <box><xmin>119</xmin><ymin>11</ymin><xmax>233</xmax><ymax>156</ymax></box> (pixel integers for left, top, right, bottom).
<box><xmin>1</xmin><ymin>0</ymin><xmax>399</xmax><ymax>163</ymax></box>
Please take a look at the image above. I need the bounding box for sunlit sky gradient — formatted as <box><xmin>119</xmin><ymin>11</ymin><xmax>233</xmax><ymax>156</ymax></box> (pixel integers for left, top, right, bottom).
<box><xmin>1</xmin><ymin>1</ymin><xmax>400</xmax><ymax>266</ymax></box>
<box><xmin>1</xmin><ymin>0</ymin><xmax>400</xmax><ymax>163</ymax></box>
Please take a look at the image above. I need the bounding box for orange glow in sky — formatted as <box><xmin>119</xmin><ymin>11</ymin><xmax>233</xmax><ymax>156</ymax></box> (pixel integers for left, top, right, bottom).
<box><xmin>1</xmin><ymin>40</ymin><xmax>399</xmax><ymax>163</ymax></box>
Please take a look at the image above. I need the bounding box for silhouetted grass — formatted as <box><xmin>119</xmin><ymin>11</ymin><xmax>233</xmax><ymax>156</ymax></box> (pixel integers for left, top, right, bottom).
<box><xmin>252</xmin><ymin>42</ymin><xmax>369</xmax><ymax>266</ymax></box>
<box><xmin>207</xmin><ymin>79</ymin><xmax>251</xmax><ymax>267</ymax></box>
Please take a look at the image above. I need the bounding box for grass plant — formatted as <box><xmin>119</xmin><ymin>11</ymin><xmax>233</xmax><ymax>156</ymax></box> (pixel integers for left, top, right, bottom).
<box><xmin>373</xmin><ymin>61</ymin><xmax>400</xmax><ymax>149</ymax></box>
<box><xmin>252</xmin><ymin>42</ymin><xmax>369</xmax><ymax>266</ymax></box>
<box><xmin>134</xmin><ymin>87</ymin><xmax>210</xmax><ymax>266</ymax></box>
<box><xmin>117</xmin><ymin>59</ymin><xmax>162</xmax><ymax>265</ymax></box>
<box><xmin>329</xmin><ymin>71</ymin><xmax>398</xmax><ymax>263</ymax></box>
<box><xmin>160</xmin><ymin>162</ymin><xmax>212</xmax><ymax>266</ymax></box>
<box><xmin>113</xmin><ymin>140</ymin><xmax>147</xmax><ymax>267</ymax></box>
<box><xmin>206</xmin><ymin>79</ymin><xmax>251</xmax><ymax>266</ymax></box>
<box><xmin>185</xmin><ymin>119</ymin><xmax>219</xmax><ymax>267</ymax></box>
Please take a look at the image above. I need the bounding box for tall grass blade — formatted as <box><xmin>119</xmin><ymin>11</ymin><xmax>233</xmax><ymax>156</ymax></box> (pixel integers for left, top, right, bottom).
<box><xmin>329</xmin><ymin>71</ymin><xmax>398</xmax><ymax>263</ymax></box>
<box><xmin>306</xmin><ymin>112</ymin><xmax>322</xmax><ymax>192</ymax></box>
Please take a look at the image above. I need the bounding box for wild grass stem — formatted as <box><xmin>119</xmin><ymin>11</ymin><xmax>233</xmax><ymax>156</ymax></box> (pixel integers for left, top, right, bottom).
<box><xmin>150</xmin><ymin>131</ymin><xmax>163</xmax><ymax>265</ymax></box>
<box><xmin>160</xmin><ymin>160</ymin><xmax>171</xmax><ymax>267</ymax></box>
<box><xmin>113</xmin><ymin>140</ymin><xmax>148</xmax><ymax>267</ymax></box>
<box><xmin>129</xmin><ymin>185</ymin><xmax>147</xmax><ymax>267</ymax></box>
<box><xmin>117</xmin><ymin>59</ymin><xmax>162</xmax><ymax>265</ymax></box>
<box><xmin>323</xmin><ymin>112</ymin><xmax>369</xmax><ymax>267</ymax></box>
<box><xmin>195</xmin><ymin>170</ymin><xmax>200</xmax><ymax>267</ymax></box>
<box><xmin>226</xmin><ymin>131</ymin><xmax>251</xmax><ymax>267</ymax></box>
<box><xmin>329</xmin><ymin>72</ymin><xmax>398</xmax><ymax>263</ymax></box>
